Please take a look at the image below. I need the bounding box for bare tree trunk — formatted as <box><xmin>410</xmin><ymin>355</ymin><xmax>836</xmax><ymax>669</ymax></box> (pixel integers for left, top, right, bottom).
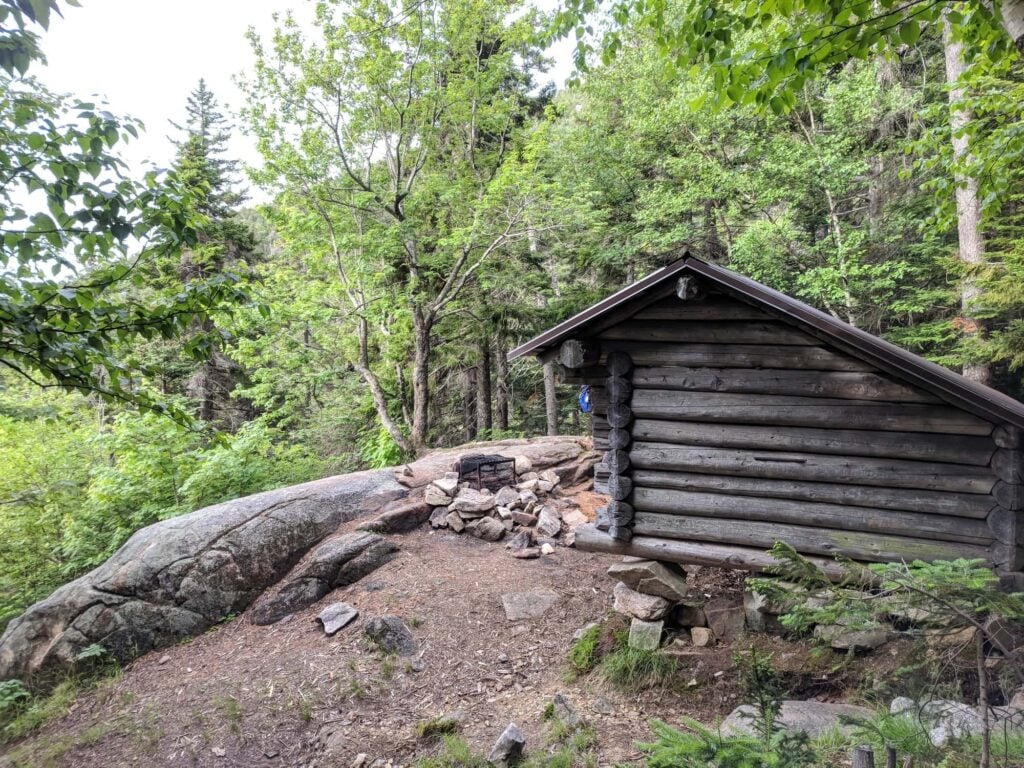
<box><xmin>463</xmin><ymin>364</ymin><xmax>477</xmax><ymax>443</ymax></box>
<box><xmin>867</xmin><ymin>56</ymin><xmax>897</xmax><ymax>242</ymax></box>
<box><xmin>543</xmin><ymin>360</ymin><xmax>558</xmax><ymax>436</ymax></box>
<box><xmin>1002</xmin><ymin>0</ymin><xmax>1024</xmax><ymax>55</ymax></box>
<box><xmin>495</xmin><ymin>336</ymin><xmax>509</xmax><ymax>432</ymax></box>
<box><xmin>703</xmin><ymin>198</ymin><xmax>724</xmax><ymax>262</ymax></box>
<box><xmin>943</xmin><ymin>11</ymin><xmax>990</xmax><ymax>384</ymax></box>
<box><xmin>410</xmin><ymin>309</ymin><xmax>432</xmax><ymax>453</ymax></box>
<box><xmin>977</xmin><ymin>628</ymin><xmax>991</xmax><ymax>768</ymax></box>
<box><xmin>353</xmin><ymin>316</ymin><xmax>414</xmax><ymax>456</ymax></box>
<box><xmin>476</xmin><ymin>336</ymin><xmax>492</xmax><ymax>436</ymax></box>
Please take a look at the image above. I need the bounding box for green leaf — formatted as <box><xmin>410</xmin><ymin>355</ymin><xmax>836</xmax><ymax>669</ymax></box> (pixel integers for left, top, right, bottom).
<box><xmin>899</xmin><ymin>20</ymin><xmax>920</xmax><ymax>46</ymax></box>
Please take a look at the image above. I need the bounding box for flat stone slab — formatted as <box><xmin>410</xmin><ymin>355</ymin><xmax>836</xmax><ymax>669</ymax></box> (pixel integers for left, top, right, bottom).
<box><xmin>723</xmin><ymin>701</ymin><xmax>873</xmax><ymax>738</ymax></box>
<box><xmin>607</xmin><ymin>559</ymin><xmax>690</xmax><ymax>601</ymax></box>
<box><xmin>628</xmin><ymin>618</ymin><xmax>663</xmax><ymax>650</ymax></box>
<box><xmin>318</xmin><ymin>602</ymin><xmax>359</xmax><ymax>635</ymax></box>
<box><xmin>501</xmin><ymin>589</ymin><xmax>560</xmax><ymax>621</ymax></box>
<box><xmin>613</xmin><ymin>581</ymin><xmax>669</xmax><ymax>621</ymax></box>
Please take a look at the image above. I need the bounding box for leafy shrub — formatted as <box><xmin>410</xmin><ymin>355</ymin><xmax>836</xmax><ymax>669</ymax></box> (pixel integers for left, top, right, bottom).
<box><xmin>639</xmin><ymin>718</ymin><xmax>816</xmax><ymax>768</ymax></box>
<box><xmin>0</xmin><ymin>680</ymin><xmax>30</xmax><ymax>715</ymax></box>
<box><xmin>358</xmin><ymin>424</ymin><xmax>408</xmax><ymax>469</ymax></box>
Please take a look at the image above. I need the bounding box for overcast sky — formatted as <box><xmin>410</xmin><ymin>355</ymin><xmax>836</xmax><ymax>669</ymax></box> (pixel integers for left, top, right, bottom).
<box><xmin>38</xmin><ymin>0</ymin><xmax>572</xmax><ymax>193</ymax></box>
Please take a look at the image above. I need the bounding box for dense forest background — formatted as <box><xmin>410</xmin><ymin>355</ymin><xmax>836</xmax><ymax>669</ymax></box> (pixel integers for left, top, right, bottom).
<box><xmin>3</xmin><ymin>0</ymin><xmax>1024</xmax><ymax>628</ymax></box>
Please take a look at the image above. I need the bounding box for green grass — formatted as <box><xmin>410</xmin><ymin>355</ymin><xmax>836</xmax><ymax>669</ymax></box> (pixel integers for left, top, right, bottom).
<box><xmin>214</xmin><ymin>695</ymin><xmax>244</xmax><ymax>734</ymax></box>
<box><xmin>565</xmin><ymin>624</ymin><xmax>601</xmax><ymax>678</ymax></box>
<box><xmin>851</xmin><ymin>710</ymin><xmax>1024</xmax><ymax>768</ymax></box>
<box><xmin>1</xmin><ymin>680</ymin><xmax>82</xmax><ymax>743</ymax></box>
<box><xmin>415</xmin><ymin>714</ymin><xmax>462</xmax><ymax>740</ymax></box>
<box><xmin>412</xmin><ymin>733</ymin><xmax>490</xmax><ymax>768</ymax></box>
<box><xmin>3</xmin><ymin>720</ymin><xmax>118</xmax><ymax>768</ymax></box>
<box><xmin>596</xmin><ymin>641</ymin><xmax>680</xmax><ymax>693</ymax></box>
<box><xmin>379</xmin><ymin>654</ymin><xmax>398</xmax><ymax>681</ymax></box>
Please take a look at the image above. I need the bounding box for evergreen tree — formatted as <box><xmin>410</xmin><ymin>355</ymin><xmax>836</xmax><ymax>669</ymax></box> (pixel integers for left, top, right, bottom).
<box><xmin>171</xmin><ymin>78</ymin><xmax>245</xmax><ymax>219</ymax></box>
<box><xmin>149</xmin><ymin>80</ymin><xmax>257</xmax><ymax>427</ymax></box>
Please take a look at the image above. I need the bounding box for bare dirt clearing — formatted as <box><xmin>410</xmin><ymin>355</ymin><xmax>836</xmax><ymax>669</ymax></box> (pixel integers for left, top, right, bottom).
<box><xmin>3</xmin><ymin>519</ymin><xmax>907</xmax><ymax>768</ymax></box>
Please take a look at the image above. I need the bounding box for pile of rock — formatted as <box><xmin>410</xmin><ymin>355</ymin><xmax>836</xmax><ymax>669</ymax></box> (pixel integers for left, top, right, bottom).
<box><xmin>425</xmin><ymin>462</ymin><xmax>585</xmax><ymax>558</ymax></box>
<box><xmin>606</xmin><ymin>558</ymin><xmax>710</xmax><ymax>651</ymax></box>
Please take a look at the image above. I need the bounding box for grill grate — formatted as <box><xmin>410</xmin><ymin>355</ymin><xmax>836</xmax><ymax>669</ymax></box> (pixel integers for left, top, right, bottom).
<box><xmin>453</xmin><ymin>453</ymin><xmax>516</xmax><ymax>491</ymax></box>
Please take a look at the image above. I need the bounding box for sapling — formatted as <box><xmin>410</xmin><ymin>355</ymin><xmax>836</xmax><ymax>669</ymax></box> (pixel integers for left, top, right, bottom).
<box><xmin>750</xmin><ymin>543</ymin><xmax>1024</xmax><ymax>768</ymax></box>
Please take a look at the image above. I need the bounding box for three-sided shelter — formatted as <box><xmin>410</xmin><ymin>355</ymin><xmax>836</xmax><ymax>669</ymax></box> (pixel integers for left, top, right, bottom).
<box><xmin>510</xmin><ymin>254</ymin><xmax>1024</xmax><ymax>581</ymax></box>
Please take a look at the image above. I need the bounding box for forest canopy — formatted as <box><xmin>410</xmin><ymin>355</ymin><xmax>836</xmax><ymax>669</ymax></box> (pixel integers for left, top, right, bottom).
<box><xmin>3</xmin><ymin>0</ymin><xmax>1024</xmax><ymax>625</ymax></box>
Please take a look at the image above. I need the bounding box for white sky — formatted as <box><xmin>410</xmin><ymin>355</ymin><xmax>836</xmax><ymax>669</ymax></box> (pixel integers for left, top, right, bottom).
<box><xmin>38</xmin><ymin>0</ymin><xmax>573</xmax><ymax>194</ymax></box>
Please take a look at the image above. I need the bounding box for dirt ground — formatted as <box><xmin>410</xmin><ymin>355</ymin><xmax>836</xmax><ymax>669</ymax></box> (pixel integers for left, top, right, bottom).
<box><xmin>3</xmin><ymin>510</ymin><xmax>912</xmax><ymax>768</ymax></box>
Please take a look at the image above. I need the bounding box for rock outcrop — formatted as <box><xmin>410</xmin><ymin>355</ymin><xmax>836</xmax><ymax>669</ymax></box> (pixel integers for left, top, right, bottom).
<box><xmin>0</xmin><ymin>436</ymin><xmax>588</xmax><ymax>687</ymax></box>
<box><xmin>250</xmin><ymin>532</ymin><xmax>399</xmax><ymax>625</ymax></box>
<box><xmin>0</xmin><ymin>470</ymin><xmax>405</xmax><ymax>684</ymax></box>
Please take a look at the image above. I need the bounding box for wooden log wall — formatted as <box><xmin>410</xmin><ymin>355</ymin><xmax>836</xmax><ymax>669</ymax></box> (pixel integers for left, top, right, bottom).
<box><xmin>594</xmin><ymin>352</ymin><xmax>635</xmax><ymax>541</ymax></box>
<box><xmin>566</xmin><ymin>285</ymin><xmax>1024</xmax><ymax>574</ymax></box>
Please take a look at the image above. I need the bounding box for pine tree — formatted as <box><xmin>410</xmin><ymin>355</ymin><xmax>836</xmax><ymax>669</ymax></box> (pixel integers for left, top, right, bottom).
<box><xmin>159</xmin><ymin>80</ymin><xmax>256</xmax><ymax>427</ymax></box>
<box><xmin>171</xmin><ymin>79</ymin><xmax>245</xmax><ymax>219</ymax></box>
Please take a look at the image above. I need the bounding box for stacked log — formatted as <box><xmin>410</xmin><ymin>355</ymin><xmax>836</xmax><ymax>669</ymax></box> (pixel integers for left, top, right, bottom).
<box><xmin>596</xmin><ymin>351</ymin><xmax>635</xmax><ymax>541</ymax></box>
<box><xmin>990</xmin><ymin>425</ymin><xmax>1024</xmax><ymax>571</ymax></box>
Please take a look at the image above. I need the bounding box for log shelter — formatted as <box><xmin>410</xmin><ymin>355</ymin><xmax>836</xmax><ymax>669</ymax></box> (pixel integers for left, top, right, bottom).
<box><xmin>509</xmin><ymin>255</ymin><xmax>1024</xmax><ymax>579</ymax></box>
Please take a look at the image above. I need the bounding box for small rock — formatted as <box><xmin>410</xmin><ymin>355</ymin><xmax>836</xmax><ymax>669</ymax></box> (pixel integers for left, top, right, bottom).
<box><xmin>628</xmin><ymin>618</ymin><xmax>663</xmax><ymax>651</ymax></box>
<box><xmin>539</xmin><ymin>469</ymin><xmax>560</xmax><ymax>486</ymax></box>
<box><xmin>350</xmin><ymin>755</ymin><xmax>368</xmax><ymax>768</ymax></box>
<box><xmin>446</xmin><ymin>512</ymin><xmax>465</xmax><ymax>533</ymax></box>
<box><xmin>691</xmin><ymin>627</ymin><xmax>713</xmax><ymax>647</ymax></box>
<box><xmin>212</xmin><ymin>747</ymin><xmax>227</xmax><ymax>757</ymax></box>
<box><xmin>561</xmin><ymin>507</ymin><xmax>588</xmax><ymax>528</ymax></box>
<box><xmin>613</xmin><ymin>581</ymin><xmax>670</xmax><ymax>621</ymax></box>
<box><xmin>572</xmin><ymin>622</ymin><xmax>598</xmax><ymax>642</ymax></box>
<box><xmin>540</xmin><ymin>543</ymin><xmax>555</xmax><ymax>555</ymax></box>
<box><xmin>449</xmin><ymin>488</ymin><xmax>496</xmax><ymax>515</ymax></box>
<box><xmin>495</xmin><ymin>487</ymin><xmax>519</xmax><ymax>507</ymax></box>
<box><xmin>364</xmin><ymin>615</ymin><xmax>417</xmax><ymax>656</ymax></box>
<box><xmin>318</xmin><ymin>602</ymin><xmax>359</xmax><ymax>635</ymax></box>
<box><xmin>506</xmin><ymin>529</ymin><xmax>533</xmax><ymax>549</ymax></box>
<box><xmin>158</xmin><ymin>654</ymin><xmax>170</xmax><ymax>665</ymax></box>
<box><xmin>535</xmin><ymin>506</ymin><xmax>562</xmax><ymax>538</ymax></box>
<box><xmin>511</xmin><ymin>547</ymin><xmax>540</xmax><ymax>560</ymax></box>
<box><xmin>537</xmin><ymin>480</ymin><xmax>555</xmax><ymax>493</ymax></box>
<box><xmin>511</xmin><ymin>511</ymin><xmax>538</xmax><ymax>527</ymax></box>
<box><xmin>488</xmin><ymin>723</ymin><xmax>526</xmax><ymax>767</ymax></box>
<box><xmin>553</xmin><ymin>692</ymin><xmax>585</xmax><ymax>729</ymax></box>
<box><xmin>514</xmin><ymin>456</ymin><xmax>533</xmax><ymax>474</ymax></box>
<box><xmin>501</xmin><ymin>518</ymin><xmax>514</xmax><ymax>531</ymax></box>
<box><xmin>607</xmin><ymin>559</ymin><xmax>690</xmax><ymax>601</ymax></box>
<box><xmin>434</xmin><ymin>476</ymin><xmax>460</xmax><ymax>496</ymax></box>
<box><xmin>520</xmin><ymin>471</ymin><xmax>539</xmax><ymax>482</ymax></box>
<box><xmin>705</xmin><ymin>596</ymin><xmax>745</xmax><ymax>643</ymax></box>
<box><xmin>467</xmin><ymin>516</ymin><xmax>505</xmax><ymax>542</ymax></box>
<box><xmin>502</xmin><ymin>590</ymin><xmax>560</xmax><ymax>621</ymax></box>
<box><xmin>924</xmin><ymin>626</ymin><xmax>977</xmax><ymax>652</ymax></box>
<box><xmin>888</xmin><ymin>697</ymin><xmax>1008</xmax><ymax>746</ymax></box>
<box><xmin>814</xmin><ymin>623</ymin><xmax>889</xmax><ymax>652</ymax></box>
<box><xmin>424</xmin><ymin>485</ymin><xmax>452</xmax><ymax>507</ymax></box>
<box><xmin>429</xmin><ymin>508</ymin><xmax>449</xmax><ymax>528</ymax></box>
<box><xmin>517</xmin><ymin>479</ymin><xmax>540</xmax><ymax>493</ymax></box>
<box><xmin>592</xmin><ymin>696</ymin><xmax>614</xmax><ymax>715</ymax></box>
<box><xmin>496</xmin><ymin>506</ymin><xmax>513</xmax><ymax>520</ymax></box>
<box><xmin>1010</xmin><ymin>688</ymin><xmax>1024</xmax><ymax>710</ymax></box>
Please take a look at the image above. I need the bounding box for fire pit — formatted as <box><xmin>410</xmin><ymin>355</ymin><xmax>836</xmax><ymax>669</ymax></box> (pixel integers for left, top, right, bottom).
<box><xmin>453</xmin><ymin>453</ymin><xmax>516</xmax><ymax>491</ymax></box>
